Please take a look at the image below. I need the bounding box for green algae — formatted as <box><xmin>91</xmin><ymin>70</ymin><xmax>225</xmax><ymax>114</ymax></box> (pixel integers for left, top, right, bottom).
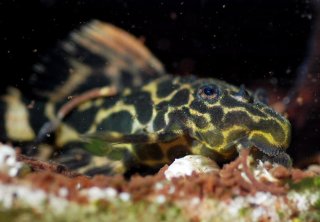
<box><xmin>289</xmin><ymin>176</ymin><xmax>320</xmax><ymax>221</ymax></box>
<box><xmin>0</xmin><ymin>201</ymin><xmax>186</xmax><ymax>222</ymax></box>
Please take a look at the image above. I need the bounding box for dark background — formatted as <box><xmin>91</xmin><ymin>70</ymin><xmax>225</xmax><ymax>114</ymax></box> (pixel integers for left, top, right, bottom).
<box><xmin>0</xmin><ymin>0</ymin><xmax>314</xmax><ymax>89</ymax></box>
<box><xmin>0</xmin><ymin>0</ymin><xmax>318</xmax><ymax>164</ymax></box>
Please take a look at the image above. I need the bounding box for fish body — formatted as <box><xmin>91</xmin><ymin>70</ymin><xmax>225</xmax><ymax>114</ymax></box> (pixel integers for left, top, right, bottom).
<box><xmin>0</xmin><ymin>21</ymin><xmax>291</xmax><ymax>174</ymax></box>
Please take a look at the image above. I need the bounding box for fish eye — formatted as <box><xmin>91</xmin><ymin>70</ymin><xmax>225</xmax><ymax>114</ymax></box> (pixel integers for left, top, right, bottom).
<box><xmin>197</xmin><ymin>84</ymin><xmax>220</xmax><ymax>102</ymax></box>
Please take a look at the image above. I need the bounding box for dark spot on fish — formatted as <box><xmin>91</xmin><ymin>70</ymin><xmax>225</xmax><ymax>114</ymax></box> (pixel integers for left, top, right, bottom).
<box><xmin>191</xmin><ymin>114</ymin><xmax>208</xmax><ymax>129</ymax></box>
<box><xmin>153</xmin><ymin>110</ymin><xmax>166</xmax><ymax>131</ymax></box>
<box><xmin>53</xmin><ymin>145</ymin><xmax>91</xmax><ymax>169</ymax></box>
<box><xmin>65</xmin><ymin>104</ymin><xmax>100</xmax><ymax>133</ymax></box>
<box><xmin>198</xmin><ymin>144</ymin><xmax>236</xmax><ymax>162</ymax></box>
<box><xmin>167</xmin><ymin>110</ymin><xmax>188</xmax><ymax>131</ymax></box>
<box><xmin>167</xmin><ymin>145</ymin><xmax>190</xmax><ymax>162</ymax></box>
<box><xmin>255</xmin><ymin>119</ymin><xmax>285</xmax><ymax>143</ymax></box>
<box><xmin>155</xmin><ymin>101</ymin><xmax>169</xmax><ymax>112</ymax></box>
<box><xmin>101</xmin><ymin>95</ymin><xmax>120</xmax><ymax>109</ymax></box>
<box><xmin>96</xmin><ymin>111</ymin><xmax>133</xmax><ymax>134</ymax></box>
<box><xmin>170</xmin><ymin>89</ymin><xmax>190</xmax><ymax>107</ymax></box>
<box><xmin>84</xmin><ymin>165</ymin><xmax>116</xmax><ymax>176</ymax></box>
<box><xmin>223</xmin><ymin>111</ymin><xmax>254</xmax><ymax>129</ymax></box>
<box><xmin>135</xmin><ymin>143</ymin><xmax>164</xmax><ymax>161</ymax></box>
<box><xmin>158</xmin><ymin>131</ymin><xmax>179</xmax><ymax>142</ymax></box>
<box><xmin>190</xmin><ymin>100</ymin><xmax>208</xmax><ymax>113</ymax></box>
<box><xmin>124</xmin><ymin>91</ymin><xmax>153</xmax><ymax>124</ymax></box>
<box><xmin>122</xmin><ymin>134</ymin><xmax>150</xmax><ymax>143</ymax></box>
<box><xmin>156</xmin><ymin>79</ymin><xmax>180</xmax><ymax>98</ymax></box>
<box><xmin>199</xmin><ymin>130</ymin><xmax>224</xmax><ymax>147</ymax></box>
<box><xmin>208</xmin><ymin>107</ymin><xmax>224</xmax><ymax>126</ymax></box>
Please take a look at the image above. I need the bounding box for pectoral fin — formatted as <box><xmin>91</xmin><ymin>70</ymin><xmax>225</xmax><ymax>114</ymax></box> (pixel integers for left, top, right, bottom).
<box><xmin>81</xmin><ymin>130</ymin><xmax>181</xmax><ymax>144</ymax></box>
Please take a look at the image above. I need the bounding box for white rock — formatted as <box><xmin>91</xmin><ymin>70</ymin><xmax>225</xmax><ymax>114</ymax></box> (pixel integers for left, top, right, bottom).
<box><xmin>87</xmin><ymin>187</ymin><xmax>106</xmax><ymax>200</ymax></box>
<box><xmin>154</xmin><ymin>182</ymin><xmax>164</xmax><ymax>190</ymax></box>
<box><xmin>105</xmin><ymin>187</ymin><xmax>117</xmax><ymax>199</ymax></box>
<box><xmin>119</xmin><ymin>192</ymin><xmax>131</xmax><ymax>202</ymax></box>
<box><xmin>164</xmin><ymin>155</ymin><xmax>219</xmax><ymax>180</ymax></box>
<box><xmin>58</xmin><ymin>187</ymin><xmax>69</xmax><ymax>198</ymax></box>
<box><xmin>0</xmin><ymin>183</ymin><xmax>69</xmax><ymax>214</ymax></box>
<box><xmin>0</xmin><ymin>144</ymin><xmax>23</xmax><ymax>177</ymax></box>
<box><xmin>155</xmin><ymin>194</ymin><xmax>166</xmax><ymax>204</ymax></box>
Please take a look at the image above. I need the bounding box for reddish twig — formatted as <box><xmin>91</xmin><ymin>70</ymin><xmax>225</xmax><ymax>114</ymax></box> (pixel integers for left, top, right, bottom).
<box><xmin>240</xmin><ymin>149</ymin><xmax>286</xmax><ymax>194</ymax></box>
<box><xmin>36</xmin><ymin>86</ymin><xmax>118</xmax><ymax>144</ymax></box>
<box><xmin>57</xmin><ymin>86</ymin><xmax>118</xmax><ymax>119</ymax></box>
<box><xmin>17</xmin><ymin>154</ymin><xmax>82</xmax><ymax>178</ymax></box>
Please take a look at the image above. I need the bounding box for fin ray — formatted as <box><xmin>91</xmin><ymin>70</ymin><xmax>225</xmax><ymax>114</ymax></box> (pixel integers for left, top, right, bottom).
<box><xmin>30</xmin><ymin>20</ymin><xmax>165</xmax><ymax>102</ymax></box>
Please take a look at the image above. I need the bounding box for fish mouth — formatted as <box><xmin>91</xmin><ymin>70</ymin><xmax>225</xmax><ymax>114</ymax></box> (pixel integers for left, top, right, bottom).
<box><xmin>235</xmin><ymin>134</ymin><xmax>286</xmax><ymax>157</ymax></box>
<box><xmin>233</xmin><ymin>136</ymin><xmax>292</xmax><ymax>166</ymax></box>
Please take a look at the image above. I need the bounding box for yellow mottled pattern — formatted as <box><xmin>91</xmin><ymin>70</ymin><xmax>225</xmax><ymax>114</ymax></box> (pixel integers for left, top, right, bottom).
<box><xmin>55</xmin><ymin>123</ymin><xmax>80</xmax><ymax>147</ymax></box>
<box><xmin>3</xmin><ymin>88</ymin><xmax>35</xmax><ymax>141</ymax></box>
<box><xmin>0</xmin><ymin>20</ymin><xmax>291</xmax><ymax>173</ymax></box>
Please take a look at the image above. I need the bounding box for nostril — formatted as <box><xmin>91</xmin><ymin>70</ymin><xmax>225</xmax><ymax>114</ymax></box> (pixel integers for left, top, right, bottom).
<box><xmin>233</xmin><ymin>85</ymin><xmax>253</xmax><ymax>103</ymax></box>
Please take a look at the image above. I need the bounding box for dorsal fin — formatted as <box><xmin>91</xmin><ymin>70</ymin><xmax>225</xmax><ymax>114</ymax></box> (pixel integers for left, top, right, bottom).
<box><xmin>30</xmin><ymin>20</ymin><xmax>165</xmax><ymax>102</ymax></box>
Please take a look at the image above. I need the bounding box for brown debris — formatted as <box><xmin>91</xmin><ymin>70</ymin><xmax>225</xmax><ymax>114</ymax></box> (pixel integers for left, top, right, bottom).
<box><xmin>17</xmin><ymin>154</ymin><xmax>82</xmax><ymax>178</ymax></box>
<box><xmin>270</xmin><ymin>165</ymin><xmax>291</xmax><ymax>179</ymax></box>
<box><xmin>0</xmin><ymin>173</ymin><xmax>14</xmax><ymax>184</ymax></box>
<box><xmin>25</xmin><ymin>172</ymin><xmax>89</xmax><ymax>204</ymax></box>
<box><xmin>243</xmin><ymin>150</ymin><xmax>286</xmax><ymax>194</ymax></box>
<box><xmin>2</xmin><ymin>150</ymin><xmax>318</xmax><ymax>205</ymax></box>
<box><xmin>290</xmin><ymin>168</ymin><xmax>315</xmax><ymax>182</ymax></box>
